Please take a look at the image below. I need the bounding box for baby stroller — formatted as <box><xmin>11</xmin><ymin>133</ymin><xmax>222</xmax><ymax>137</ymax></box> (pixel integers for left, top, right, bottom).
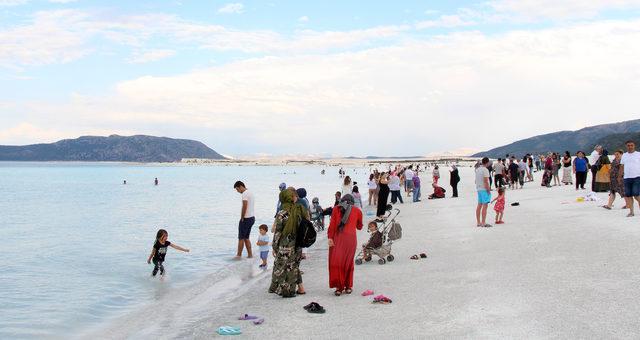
<box><xmin>310</xmin><ymin>197</ymin><xmax>325</xmax><ymax>231</ymax></box>
<box><xmin>355</xmin><ymin>206</ymin><xmax>402</xmax><ymax>265</ymax></box>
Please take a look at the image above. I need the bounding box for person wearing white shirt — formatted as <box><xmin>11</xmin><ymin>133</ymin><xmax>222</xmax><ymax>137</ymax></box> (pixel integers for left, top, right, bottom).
<box><xmin>404</xmin><ymin>167</ymin><xmax>415</xmax><ymax>196</ymax></box>
<box><xmin>621</xmin><ymin>140</ymin><xmax>640</xmax><ymax>217</ymax></box>
<box><xmin>234</xmin><ymin>181</ymin><xmax>255</xmax><ymax>259</ymax></box>
<box><xmin>388</xmin><ymin>172</ymin><xmax>403</xmax><ymax>204</ymax></box>
<box><xmin>589</xmin><ymin>145</ymin><xmax>602</xmax><ymax>191</ymax></box>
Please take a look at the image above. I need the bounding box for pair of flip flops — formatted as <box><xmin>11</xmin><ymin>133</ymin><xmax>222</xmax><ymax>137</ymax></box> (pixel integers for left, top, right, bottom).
<box><xmin>410</xmin><ymin>253</ymin><xmax>427</xmax><ymax>260</ymax></box>
<box><xmin>238</xmin><ymin>314</ymin><xmax>264</xmax><ymax>325</ymax></box>
<box><xmin>361</xmin><ymin>289</ymin><xmax>374</xmax><ymax>296</ymax></box>
<box><xmin>303</xmin><ymin>302</ymin><xmax>326</xmax><ymax>314</ymax></box>
<box><xmin>511</xmin><ymin>202</ymin><xmax>520</xmax><ymax>206</ymax></box>
<box><xmin>372</xmin><ymin>295</ymin><xmax>392</xmax><ymax>304</ymax></box>
<box><xmin>217</xmin><ymin>326</ymin><xmax>241</xmax><ymax>335</ymax></box>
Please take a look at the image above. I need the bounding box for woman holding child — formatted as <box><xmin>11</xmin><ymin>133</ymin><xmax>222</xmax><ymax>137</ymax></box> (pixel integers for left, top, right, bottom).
<box><xmin>269</xmin><ymin>189</ymin><xmax>306</xmax><ymax>297</ymax></box>
<box><xmin>327</xmin><ymin>194</ymin><xmax>363</xmax><ymax>296</ymax></box>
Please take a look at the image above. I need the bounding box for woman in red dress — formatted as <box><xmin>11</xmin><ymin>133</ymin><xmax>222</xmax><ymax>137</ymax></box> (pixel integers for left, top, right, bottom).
<box><xmin>327</xmin><ymin>194</ymin><xmax>363</xmax><ymax>296</ymax></box>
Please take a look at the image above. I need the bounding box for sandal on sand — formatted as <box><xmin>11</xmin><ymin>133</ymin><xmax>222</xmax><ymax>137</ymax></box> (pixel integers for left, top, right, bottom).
<box><xmin>304</xmin><ymin>302</ymin><xmax>319</xmax><ymax>310</ymax></box>
<box><xmin>217</xmin><ymin>326</ymin><xmax>242</xmax><ymax>335</ymax></box>
<box><xmin>410</xmin><ymin>255</ymin><xmax>419</xmax><ymax>260</ymax></box>
<box><xmin>253</xmin><ymin>318</ymin><xmax>264</xmax><ymax>325</ymax></box>
<box><xmin>602</xmin><ymin>206</ymin><xmax>612</xmax><ymax>210</ymax></box>
<box><xmin>627</xmin><ymin>213</ymin><xmax>635</xmax><ymax>217</ymax></box>
<box><xmin>296</xmin><ymin>291</ymin><xmax>306</xmax><ymax>295</ymax></box>
<box><xmin>483</xmin><ymin>224</ymin><xmax>493</xmax><ymax>228</ymax></box>
<box><xmin>344</xmin><ymin>288</ymin><xmax>352</xmax><ymax>294</ymax></box>
<box><xmin>238</xmin><ymin>314</ymin><xmax>258</xmax><ymax>320</ymax></box>
<box><xmin>361</xmin><ymin>289</ymin><xmax>374</xmax><ymax>296</ymax></box>
<box><xmin>334</xmin><ymin>290</ymin><xmax>342</xmax><ymax>296</ymax></box>
<box><xmin>372</xmin><ymin>295</ymin><xmax>392</xmax><ymax>304</ymax></box>
<box><xmin>308</xmin><ymin>303</ymin><xmax>326</xmax><ymax>314</ymax></box>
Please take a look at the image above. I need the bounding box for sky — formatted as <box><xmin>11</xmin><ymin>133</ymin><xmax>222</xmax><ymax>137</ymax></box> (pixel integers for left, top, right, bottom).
<box><xmin>1</xmin><ymin>0</ymin><xmax>640</xmax><ymax>157</ymax></box>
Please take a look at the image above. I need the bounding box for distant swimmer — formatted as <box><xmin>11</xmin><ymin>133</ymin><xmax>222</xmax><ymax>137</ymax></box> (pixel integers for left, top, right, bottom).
<box><xmin>123</xmin><ymin>180</ymin><xmax>127</xmax><ymax>185</ymax></box>
<box><xmin>154</xmin><ymin>178</ymin><xmax>159</xmax><ymax>186</ymax></box>
<box><xmin>321</xmin><ymin>169</ymin><xmax>325</xmax><ymax>175</ymax></box>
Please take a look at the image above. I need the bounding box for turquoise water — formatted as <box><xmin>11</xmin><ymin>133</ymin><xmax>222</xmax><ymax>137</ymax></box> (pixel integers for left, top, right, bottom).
<box><xmin>0</xmin><ymin>162</ymin><xmax>368</xmax><ymax>338</ymax></box>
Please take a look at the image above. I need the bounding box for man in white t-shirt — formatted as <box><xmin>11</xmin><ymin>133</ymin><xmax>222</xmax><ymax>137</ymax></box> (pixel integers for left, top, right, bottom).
<box><xmin>475</xmin><ymin>157</ymin><xmax>492</xmax><ymax>228</ymax></box>
<box><xmin>404</xmin><ymin>166</ymin><xmax>414</xmax><ymax>196</ymax></box>
<box><xmin>234</xmin><ymin>181</ymin><xmax>255</xmax><ymax>258</ymax></box>
<box><xmin>621</xmin><ymin>140</ymin><xmax>640</xmax><ymax>217</ymax></box>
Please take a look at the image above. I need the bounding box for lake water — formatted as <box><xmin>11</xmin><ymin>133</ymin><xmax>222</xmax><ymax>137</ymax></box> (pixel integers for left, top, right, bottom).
<box><xmin>0</xmin><ymin>162</ymin><xmax>374</xmax><ymax>338</ymax></box>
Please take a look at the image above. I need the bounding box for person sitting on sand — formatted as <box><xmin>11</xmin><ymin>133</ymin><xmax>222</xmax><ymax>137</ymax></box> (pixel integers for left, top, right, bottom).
<box><xmin>147</xmin><ymin>229</ymin><xmax>189</xmax><ymax>277</ymax></box>
<box><xmin>428</xmin><ymin>183</ymin><xmax>446</xmax><ymax>199</ymax></box>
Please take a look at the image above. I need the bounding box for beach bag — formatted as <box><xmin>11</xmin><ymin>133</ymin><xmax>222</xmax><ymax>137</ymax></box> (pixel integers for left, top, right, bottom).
<box><xmin>296</xmin><ymin>218</ymin><xmax>317</xmax><ymax>248</ymax></box>
<box><xmin>387</xmin><ymin>222</ymin><xmax>402</xmax><ymax>241</ymax></box>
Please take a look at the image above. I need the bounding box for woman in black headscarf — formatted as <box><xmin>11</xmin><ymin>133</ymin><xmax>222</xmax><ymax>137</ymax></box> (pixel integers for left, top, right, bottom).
<box><xmin>376</xmin><ymin>172</ymin><xmax>390</xmax><ymax>219</ymax></box>
<box><xmin>450</xmin><ymin>165</ymin><xmax>460</xmax><ymax>197</ymax></box>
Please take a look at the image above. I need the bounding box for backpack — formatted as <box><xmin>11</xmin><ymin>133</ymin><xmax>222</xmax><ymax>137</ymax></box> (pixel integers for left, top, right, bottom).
<box><xmin>296</xmin><ymin>218</ymin><xmax>317</xmax><ymax>248</ymax></box>
<box><xmin>387</xmin><ymin>222</ymin><xmax>402</xmax><ymax>241</ymax></box>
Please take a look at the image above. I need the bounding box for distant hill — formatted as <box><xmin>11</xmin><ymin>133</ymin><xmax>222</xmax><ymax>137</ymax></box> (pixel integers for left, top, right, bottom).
<box><xmin>0</xmin><ymin>135</ymin><xmax>226</xmax><ymax>162</ymax></box>
<box><xmin>473</xmin><ymin>119</ymin><xmax>640</xmax><ymax>158</ymax></box>
<box><xmin>596</xmin><ymin>132</ymin><xmax>640</xmax><ymax>152</ymax></box>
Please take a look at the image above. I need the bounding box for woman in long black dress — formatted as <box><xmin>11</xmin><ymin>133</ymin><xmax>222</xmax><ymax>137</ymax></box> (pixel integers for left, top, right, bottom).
<box><xmin>376</xmin><ymin>172</ymin><xmax>390</xmax><ymax>219</ymax></box>
<box><xmin>450</xmin><ymin>165</ymin><xmax>460</xmax><ymax>197</ymax></box>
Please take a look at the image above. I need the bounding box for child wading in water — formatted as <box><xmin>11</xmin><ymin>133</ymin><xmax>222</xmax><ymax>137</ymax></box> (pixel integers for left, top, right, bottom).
<box><xmin>147</xmin><ymin>229</ymin><xmax>190</xmax><ymax>277</ymax></box>
<box><xmin>256</xmin><ymin>224</ymin><xmax>270</xmax><ymax>269</ymax></box>
<box><xmin>491</xmin><ymin>188</ymin><xmax>506</xmax><ymax>224</ymax></box>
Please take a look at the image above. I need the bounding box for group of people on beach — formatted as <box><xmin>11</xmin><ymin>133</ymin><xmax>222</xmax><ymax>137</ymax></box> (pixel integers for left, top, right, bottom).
<box><xmin>474</xmin><ymin>139</ymin><xmax>640</xmax><ymax>228</ymax></box>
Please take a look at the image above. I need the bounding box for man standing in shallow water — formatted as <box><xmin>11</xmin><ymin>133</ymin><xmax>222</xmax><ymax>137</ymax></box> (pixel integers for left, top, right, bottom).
<box><xmin>234</xmin><ymin>181</ymin><xmax>255</xmax><ymax>258</ymax></box>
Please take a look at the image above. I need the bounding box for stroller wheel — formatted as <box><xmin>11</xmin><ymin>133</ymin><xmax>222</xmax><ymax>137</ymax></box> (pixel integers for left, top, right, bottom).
<box><xmin>355</xmin><ymin>258</ymin><xmax>363</xmax><ymax>265</ymax></box>
<box><xmin>387</xmin><ymin>255</ymin><xmax>394</xmax><ymax>262</ymax></box>
<box><xmin>378</xmin><ymin>258</ymin><xmax>386</xmax><ymax>265</ymax></box>
<box><xmin>364</xmin><ymin>256</ymin><xmax>372</xmax><ymax>262</ymax></box>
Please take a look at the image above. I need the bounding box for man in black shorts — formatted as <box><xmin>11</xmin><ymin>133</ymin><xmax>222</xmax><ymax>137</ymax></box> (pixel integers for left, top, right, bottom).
<box><xmin>234</xmin><ymin>181</ymin><xmax>255</xmax><ymax>258</ymax></box>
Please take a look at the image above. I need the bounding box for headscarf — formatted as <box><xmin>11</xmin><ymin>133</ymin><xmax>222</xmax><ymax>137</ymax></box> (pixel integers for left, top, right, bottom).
<box><xmin>338</xmin><ymin>194</ymin><xmax>354</xmax><ymax>232</ymax></box>
<box><xmin>279</xmin><ymin>189</ymin><xmax>304</xmax><ymax>237</ymax></box>
<box><xmin>296</xmin><ymin>188</ymin><xmax>307</xmax><ymax>199</ymax></box>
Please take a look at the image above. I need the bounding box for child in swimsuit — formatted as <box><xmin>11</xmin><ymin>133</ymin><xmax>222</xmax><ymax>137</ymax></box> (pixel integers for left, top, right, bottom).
<box><xmin>147</xmin><ymin>229</ymin><xmax>190</xmax><ymax>277</ymax></box>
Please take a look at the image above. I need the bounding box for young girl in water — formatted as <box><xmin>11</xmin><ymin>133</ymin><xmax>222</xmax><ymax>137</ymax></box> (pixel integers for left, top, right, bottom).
<box><xmin>147</xmin><ymin>229</ymin><xmax>190</xmax><ymax>277</ymax></box>
<box><xmin>491</xmin><ymin>188</ymin><xmax>506</xmax><ymax>224</ymax></box>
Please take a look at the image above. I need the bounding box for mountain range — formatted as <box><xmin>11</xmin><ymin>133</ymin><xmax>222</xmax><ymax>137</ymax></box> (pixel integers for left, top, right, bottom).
<box><xmin>473</xmin><ymin>119</ymin><xmax>640</xmax><ymax>158</ymax></box>
<box><xmin>0</xmin><ymin>135</ymin><xmax>225</xmax><ymax>162</ymax></box>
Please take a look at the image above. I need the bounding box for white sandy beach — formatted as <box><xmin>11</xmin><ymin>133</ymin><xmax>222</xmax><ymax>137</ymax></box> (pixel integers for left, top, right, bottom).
<box><xmin>96</xmin><ymin>166</ymin><xmax>640</xmax><ymax>339</ymax></box>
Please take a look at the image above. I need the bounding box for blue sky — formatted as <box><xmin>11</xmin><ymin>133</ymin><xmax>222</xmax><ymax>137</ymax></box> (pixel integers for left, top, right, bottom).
<box><xmin>1</xmin><ymin>0</ymin><xmax>640</xmax><ymax>156</ymax></box>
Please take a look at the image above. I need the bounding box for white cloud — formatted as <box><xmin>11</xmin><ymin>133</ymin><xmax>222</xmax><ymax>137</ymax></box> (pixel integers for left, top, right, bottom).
<box><xmin>0</xmin><ymin>0</ymin><xmax>28</xmax><ymax>6</ymax></box>
<box><xmin>127</xmin><ymin>49</ymin><xmax>176</xmax><ymax>64</ymax></box>
<box><xmin>489</xmin><ymin>0</ymin><xmax>640</xmax><ymax>21</ymax></box>
<box><xmin>11</xmin><ymin>19</ymin><xmax>640</xmax><ymax>154</ymax></box>
<box><xmin>298</xmin><ymin>15</ymin><xmax>309</xmax><ymax>22</ymax></box>
<box><xmin>0</xmin><ymin>10</ymin><xmax>408</xmax><ymax>68</ymax></box>
<box><xmin>217</xmin><ymin>3</ymin><xmax>244</xmax><ymax>14</ymax></box>
<box><xmin>415</xmin><ymin>14</ymin><xmax>476</xmax><ymax>29</ymax></box>
<box><xmin>0</xmin><ymin>10</ymin><xmax>92</xmax><ymax>68</ymax></box>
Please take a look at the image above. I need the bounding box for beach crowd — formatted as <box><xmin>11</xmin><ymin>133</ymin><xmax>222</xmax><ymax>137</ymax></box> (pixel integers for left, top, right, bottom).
<box><xmin>148</xmin><ymin>139</ymin><xmax>640</xmax><ymax>305</ymax></box>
